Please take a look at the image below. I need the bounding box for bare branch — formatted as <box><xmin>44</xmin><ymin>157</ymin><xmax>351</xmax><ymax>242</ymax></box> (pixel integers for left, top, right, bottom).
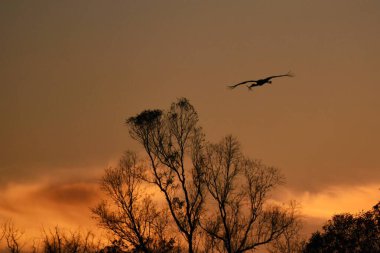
<box><xmin>1</xmin><ymin>220</ymin><xmax>24</xmax><ymax>253</ymax></box>
<box><xmin>93</xmin><ymin>151</ymin><xmax>175</xmax><ymax>252</ymax></box>
<box><xmin>126</xmin><ymin>98</ymin><xmax>206</xmax><ymax>253</ymax></box>
<box><xmin>202</xmin><ymin>136</ymin><xmax>297</xmax><ymax>253</ymax></box>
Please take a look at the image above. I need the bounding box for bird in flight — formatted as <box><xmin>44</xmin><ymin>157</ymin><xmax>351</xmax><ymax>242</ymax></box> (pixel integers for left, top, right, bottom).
<box><xmin>228</xmin><ymin>71</ymin><xmax>294</xmax><ymax>90</ymax></box>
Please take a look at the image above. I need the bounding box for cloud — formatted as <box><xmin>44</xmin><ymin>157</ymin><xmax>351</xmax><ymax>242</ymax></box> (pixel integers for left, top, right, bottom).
<box><xmin>273</xmin><ymin>183</ymin><xmax>379</xmax><ymax>219</ymax></box>
<box><xmin>1</xmin><ymin>165</ymin><xmax>378</xmax><ymax>249</ymax></box>
<box><xmin>0</xmin><ymin>161</ymin><xmax>108</xmax><ymax>185</ymax></box>
<box><xmin>32</xmin><ymin>182</ymin><xmax>99</xmax><ymax>206</ymax></box>
<box><xmin>0</xmin><ymin>176</ymin><xmax>103</xmax><ymax>242</ymax></box>
<box><xmin>284</xmin><ymin>164</ymin><xmax>380</xmax><ymax>194</ymax></box>
<box><xmin>269</xmin><ymin>183</ymin><xmax>380</xmax><ymax>237</ymax></box>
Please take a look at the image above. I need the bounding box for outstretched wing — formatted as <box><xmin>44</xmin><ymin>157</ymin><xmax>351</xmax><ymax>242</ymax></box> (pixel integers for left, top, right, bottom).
<box><xmin>228</xmin><ymin>80</ymin><xmax>257</xmax><ymax>89</ymax></box>
<box><xmin>266</xmin><ymin>71</ymin><xmax>295</xmax><ymax>81</ymax></box>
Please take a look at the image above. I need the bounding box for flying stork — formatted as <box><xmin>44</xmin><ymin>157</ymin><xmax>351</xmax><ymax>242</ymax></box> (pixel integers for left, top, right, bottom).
<box><xmin>228</xmin><ymin>72</ymin><xmax>294</xmax><ymax>90</ymax></box>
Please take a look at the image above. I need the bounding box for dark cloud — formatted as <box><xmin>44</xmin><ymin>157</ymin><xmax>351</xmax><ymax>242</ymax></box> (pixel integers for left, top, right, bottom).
<box><xmin>285</xmin><ymin>166</ymin><xmax>380</xmax><ymax>193</ymax></box>
<box><xmin>32</xmin><ymin>182</ymin><xmax>100</xmax><ymax>206</ymax></box>
<box><xmin>0</xmin><ymin>163</ymin><xmax>105</xmax><ymax>189</ymax></box>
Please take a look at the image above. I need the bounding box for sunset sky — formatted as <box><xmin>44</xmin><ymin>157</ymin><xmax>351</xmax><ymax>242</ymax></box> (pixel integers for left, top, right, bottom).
<box><xmin>1</xmin><ymin>0</ymin><xmax>380</xmax><ymax>245</ymax></box>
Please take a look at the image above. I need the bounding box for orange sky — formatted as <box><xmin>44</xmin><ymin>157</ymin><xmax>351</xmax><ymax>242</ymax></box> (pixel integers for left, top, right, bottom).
<box><xmin>1</xmin><ymin>0</ymin><xmax>380</xmax><ymax>246</ymax></box>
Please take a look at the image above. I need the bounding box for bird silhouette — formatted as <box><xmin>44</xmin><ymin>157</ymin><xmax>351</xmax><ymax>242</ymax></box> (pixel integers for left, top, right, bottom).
<box><xmin>228</xmin><ymin>72</ymin><xmax>294</xmax><ymax>90</ymax></box>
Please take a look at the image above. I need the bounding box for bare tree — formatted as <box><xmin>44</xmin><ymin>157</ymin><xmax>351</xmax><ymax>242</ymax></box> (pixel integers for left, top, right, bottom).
<box><xmin>268</xmin><ymin>216</ymin><xmax>305</xmax><ymax>253</ymax></box>
<box><xmin>42</xmin><ymin>226</ymin><xmax>101</xmax><ymax>253</ymax></box>
<box><xmin>1</xmin><ymin>220</ymin><xmax>24</xmax><ymax>253</ymax></box>
<box><xmin>126</xmin><ymin>98</ymin><xmax>206</xmax><ymax>253</ymax></box>
<box><xmin>92</xmin><ymin>151</ymin><xmax>175</xmax><ymax>253</ymax></box>
<box><xmin>202</xmin><ymin>136</ymin><xmax>296</xmax><ymax>253</ymax></box>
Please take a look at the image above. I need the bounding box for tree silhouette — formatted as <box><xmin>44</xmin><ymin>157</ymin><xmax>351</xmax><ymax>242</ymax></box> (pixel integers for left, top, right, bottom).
<box><xmin>0</xmin><ymin>223</ymin><xmax>104</xmax><ymax>253</ymax></box>
<box><xmin>92</xmin><ymin>98</ymin><xmax>301</xmax><ymax>252</ymax></box>
<box><xmin>126</xmin><ymin>98</ymin><xmax>205</xmax><ymax>253</ymax></box>
<box><xmin>201</xmin><ymin>136</ymin><xmax>296</xmax><ymax>253</ymax></box>
<box><xmin>304</xmin><ymin>202</ymin><xmax>380</xmax><ymax>253</ymax></box>
<box><xmin>1</xmin><ymin>220</ymin><xmax>23</xmax><ymax>253</ymax></box>
<box><xmin>268</xmin><ymin>216</ymin><xmax>305</xmax><ymax>253</ymax></box>
<box><xmin>92</xmin><ymin>152</ymin><xmax>175</xmax><ymax>253</ymax></box>
<box><xmin>41</xmin><ymin>227</ymin><xmax>101</xmax><ymax>253</ymax></box>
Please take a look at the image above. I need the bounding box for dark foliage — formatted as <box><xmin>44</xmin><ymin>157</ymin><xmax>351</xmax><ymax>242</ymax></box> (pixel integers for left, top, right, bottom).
<box><xmin>304</xmin><ymin>202</ymin><xmax>380</xmax><ymax>253</ymax></box>
<box><xmin>127</xmin><ymin>110</ymin><xmax>163</xmax><ymax>127</ymax></box>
